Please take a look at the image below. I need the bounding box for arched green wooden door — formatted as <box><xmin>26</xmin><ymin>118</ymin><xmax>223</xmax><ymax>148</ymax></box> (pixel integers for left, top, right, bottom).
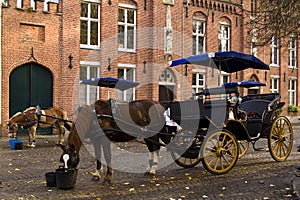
<box><xmin>9</xmin><ymin>63</ymin><xmax>53</xmax><ymax>134</ymax></box>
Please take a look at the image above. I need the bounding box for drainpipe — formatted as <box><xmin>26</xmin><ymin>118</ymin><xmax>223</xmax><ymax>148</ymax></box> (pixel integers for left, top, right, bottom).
<box><xmin>0</xmin><ymin>3</ymin><xmax>2</xmax><ymax>137</ymax></box>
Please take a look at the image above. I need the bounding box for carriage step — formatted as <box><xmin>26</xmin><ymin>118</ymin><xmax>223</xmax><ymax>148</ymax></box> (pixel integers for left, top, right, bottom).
<box><xmin>249</xmin><ymin>133</ymin><xmax>261</xmax><ymax>140</ymax></box>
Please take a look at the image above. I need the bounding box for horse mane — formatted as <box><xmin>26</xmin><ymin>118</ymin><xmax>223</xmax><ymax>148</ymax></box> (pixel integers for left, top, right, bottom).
<box><xmin>9</xmin><ymin>112</ymin><xmax>22</xmax><ymax>121</ymax></box>
<box><xmin>23</xmin><ymin>107</ymin><xmax>36</xmax><ymax>112</ymax></box>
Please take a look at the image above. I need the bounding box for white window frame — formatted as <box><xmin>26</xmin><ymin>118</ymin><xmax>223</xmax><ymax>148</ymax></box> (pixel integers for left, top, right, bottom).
<box><xmin>2</xmin><ymin>0</ymin><xmax>9</xmax><ymax>6</ymax></box>
<box><xmin>270</xmin><ymin>37</ymin><xmax>279</xmax><ymax>67</ymax></box>
<box><xmin>118</xmin><ymin>64</ymin><xmax>136</xmax><ymax>101</ymax></box>
<box><xmin>79</xmin><ymin>61</ymin><xmax>100</xmax><ymax>105</ymax></box>
<box><xmin>270</xmin><ymin>76</ymin><xmax>279</xmax><ymax>93</ymax></box>
<box><xmin>192</xmin><ymin>18</ymin><xmax>206</xmax><ymax>55</ymax></box>
<box><xmin>16</xmin><ymin>0</ymin><xmax>22</xmax><ymax>8</ymax></box>
<box><xmin>118</xmin><ymin>4</ymin><xmax>136</xmax><ymax>52</ymax></box>
<box><xmin>219</xmin><ymin>71</ymin><xmax>230</xmax><ymax>86</ymax></box>
<box><xmin>192</xmin><ymin>70</ymin><xmax>206</xmax><ymax>96</ymax></box>
<box><xmin>288</xmin><ymin>37</ymin><xmax>297</xmax><ymax>69</ymax></box>
<box><xmin>30</xmin><ymin>0</ymin><xmax>36</xmax><ymax>10</ymax></box>
<box><xmin>218</xmin><ymin>22</ymin><xmax>230</xmax><ymax>52</ymax></box>
<box><xmin>80</xmin><ymin>0</ymin><xmax>101</xmax><ymax>49</ymax></box>
<box><xmin>288</xmin><ymin>77</ymin><xmax>297</xmax><ymax>105</ymax></box>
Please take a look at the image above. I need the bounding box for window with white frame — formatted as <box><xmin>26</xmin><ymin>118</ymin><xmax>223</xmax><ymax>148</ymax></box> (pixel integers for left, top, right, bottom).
<box><xmin>30</xmin><ymin>0</ymin><xmax>36</xmax><ymax>10</ymax></box>
<box><xmin>288</xmin><ymin>37</ymin><xmax>297</xmax><ymax>69</ymax></box>
<box><xmin>192</xmin><ymin>72</ymin><xmax>205</xmax><ymax>97</ymax></box>
<box><xmin>192</xmin><ymin>19</ymin><xmax>206</xmax><ymax>55</ymax></box>
<box><xmin>16</xmin><ymin>0</ymin><xmax>22</xmax><ymax>8</ymax></box>
<box><xmin>270</xmin><ymin>37</ymin><xmax>279</xmax><ymax>66</ymax></box>
<box><xmin>80</xmin><ymin>1</ymin><xmax>100</xmax><ymax>49</ymax></box>
<box><xmin>118</xmin><ymin>65</ymin><xmax>136</xmax><ymax>101</ymax></box>
<box><xmin>79</xmin><ymin>63</ymin><xmax>100</xmax><ymax>105</ymax></box>
<box><xmin>118</xmin><ymin>4</ymin><xmax>136</xmax><ymax>52</ymax></box>
<box><xmin>219</xmin><ymin>72</ymin><xmax>230</xmax><ymax>86</ymax></box>
<box><xmin>2</xmin><ymin>0</ymin><xmax>9</xmax><ymax>6</ymax></box>
<box><xmin>218</xmin><ymin>23</ymin><xmax>230</xmax><ymax>52</ymax></box>
<box><xmin>270</xmin><ymin>76</ymin><xmax>279</xmax><ymax>93</ymax></box>
<box><xmin>288</xmin><ymin>78</ymin><xmax>297</xmax><ymax>105</ymax></box>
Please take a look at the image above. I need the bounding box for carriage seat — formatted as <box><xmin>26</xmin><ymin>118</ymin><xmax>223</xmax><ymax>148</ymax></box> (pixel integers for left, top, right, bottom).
<box><xmin>239</xmin><ymin>99</ymin><xmax>270</xmax><ymax>120</ymax></box>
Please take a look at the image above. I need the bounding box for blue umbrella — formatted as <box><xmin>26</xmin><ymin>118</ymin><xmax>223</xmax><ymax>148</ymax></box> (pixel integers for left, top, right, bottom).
<box><xmin>169</xmin><ymin>51</ymin><xmax>269</xmax><ymax>73</ymax></box>
<box><xmin>80</xmin><ymin>77</ymin><xmax>139</xmax><ymax>91</ymax></box>
<box><xmin>223</xmin><ymin>80</ymin><xmax>266</xmax><ymax>88</ymax></box>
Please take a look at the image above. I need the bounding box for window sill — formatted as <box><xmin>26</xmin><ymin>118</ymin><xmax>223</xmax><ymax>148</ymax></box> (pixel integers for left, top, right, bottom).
<box><xmin>80</xmin><ymin>45</ymin><xmax>100</xmax><ymax>50</ymax></box>
<box><xmin>118</xmin><ymin>49</ymin><xmax>136</xmax><ymax>54</ymax></box>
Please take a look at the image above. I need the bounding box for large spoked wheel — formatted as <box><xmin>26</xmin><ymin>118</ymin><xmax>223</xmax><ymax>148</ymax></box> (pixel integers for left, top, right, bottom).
<box><xmin>201</xmin><ymin>130</ymin><xmax>239</xmax><ymax>175</ymax></box>
<box><xmin>170</xmin><ymin>150</ymin><xmax>201</xmax><ymax>168</ymax></box>
<box><xmin>268</xmin><ymin>116</ymin><xmax>293</xmax><ymax>162</ymax></box>
<box><xmin>238</xmin><ymin>140</ymin><xmax>249</xmax><ymax>158</ymax></box>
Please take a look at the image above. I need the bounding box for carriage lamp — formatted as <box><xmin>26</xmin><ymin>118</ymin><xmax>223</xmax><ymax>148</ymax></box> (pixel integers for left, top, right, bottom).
<box><xmin>107</xmin><ymin>57</ymin><xmax>111</xmax><ymax>71</ymax></box>
<box><xmin>143</xmin><ymin>61</ymin><xmax>147</xmax><ymax>73</ymax></box>
<box><xmin>68</xmin><ymin>54</ymin><xmax>73</xmax><ymax>69</ymax></box>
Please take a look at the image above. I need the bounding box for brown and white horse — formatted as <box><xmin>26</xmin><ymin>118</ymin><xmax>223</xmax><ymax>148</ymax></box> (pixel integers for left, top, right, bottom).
<box><xmin>7</xmin><ymin>106</ymin><xmax>68</xmax><ymax>147</ymax></box>
<box><xmin>60</xmin><ymin>99</ymin><xmax>169</xmax><ymax>183</ymax></box>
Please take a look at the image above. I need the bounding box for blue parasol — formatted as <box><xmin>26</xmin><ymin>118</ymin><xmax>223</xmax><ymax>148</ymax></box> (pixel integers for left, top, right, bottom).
<box><xmin>169</xmin><ymin>51</ymin><xmax>269</xmax><ymax>73</ymax></box>
<box><xmin>79</xmin><ymin>77</ymin><xmax>139</xmax><ymax>91</ymax></box>
<box><xmin>223</xmin><ymin>80</ymin><xmax>266</xmax><ymax>88</ymax></box>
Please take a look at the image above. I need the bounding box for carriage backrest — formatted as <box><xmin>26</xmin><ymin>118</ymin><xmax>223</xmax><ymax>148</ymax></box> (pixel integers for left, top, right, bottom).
<box><xmin>239</xmin><ymin>99</ymin><xmax>270</xmax><ymax>119</ymax></box>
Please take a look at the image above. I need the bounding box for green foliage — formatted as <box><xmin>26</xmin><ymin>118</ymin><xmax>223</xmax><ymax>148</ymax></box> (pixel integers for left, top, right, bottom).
<box><xmin>288</xmin><ymin>104</ymin><xmax>299</xmax><ymax>112</ymax></box>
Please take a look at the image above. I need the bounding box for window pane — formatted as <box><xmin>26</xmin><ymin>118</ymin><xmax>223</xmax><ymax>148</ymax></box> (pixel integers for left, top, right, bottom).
<box><xmin>118</xmin><ymin>8</ymin><xmax>125</xmax><ymax>22</ymax></box>
<box><xmin>80</xmin><ymin>67</ymin><xmax>87</xmax><ymax>80</ymax></box>
<box><xmin>81</xmin><ymin>3</ymin><xmax>88</xmax><ymax>17</ymax></box>
<box><xmin>91</xmin><ymin>4</ymin><xmax>98</xmax><ymax>19</ymax></box>
<box><xmin>90</xmin><ymin>22</ymin><xmax>98</xmax><ymax>45</ymax></box>
<box><xmin>127</xmin><ymin>10</ymin><xmax>134</xmax><ymax>24</ymax></box>
<box><xmin>192</xmin><ymin>74</ymin><xmax>196</xmax><ymax>85</ymax></box>
<box><xmin>118</xmin><ymin>68</ymin><xmax>124</xmax><ymax>78</ymax></box>
<box><xmin>118</xmin><ymin>25</ymin><xmax>125</xmax><ymax>48</ymax></box>
<box><xmin>192</xmin><ymin>36</ymin><xmax>197</xmax><ymax>55</ymax></box>
<box><xmin>127</xmin><ymin>26</ymin><xmax>134</xmax><ymax>49</ymax></box>
<box><xmin>90</xmin><ymin>67</ymin><xmax>98</xmax><ymax>78</ymax></box>
<box><xmin>80</xmin><ymin>21</ymin><xmax>88</xmax><ymax>44</ymax></box>
<box><xmin>198</xmin><ymin>37</ymin><xmax>204</xmax><ymax>53</ymax></box>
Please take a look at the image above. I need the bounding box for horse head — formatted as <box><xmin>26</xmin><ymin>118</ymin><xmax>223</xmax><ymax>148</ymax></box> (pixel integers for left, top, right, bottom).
<box><xmin>59</xmin><ymin>105</ymin><xmax>95</xmax><ymax>169</ymax></box>
<box><xmin>6</xmin><ymin>112</ymin><xmax>24</xmax><ymax>138</ymax></box>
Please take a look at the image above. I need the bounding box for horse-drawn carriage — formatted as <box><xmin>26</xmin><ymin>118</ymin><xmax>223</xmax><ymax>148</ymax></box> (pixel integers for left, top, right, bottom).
<box><xmin>60</xmin><ymin>51</ymin><xmax>293</xmax><ymax>183</ymax></box>
<box><xmin>166</xmin><ymin>81</ymin><xmax>293</xmax><ymax>175</ymax></box>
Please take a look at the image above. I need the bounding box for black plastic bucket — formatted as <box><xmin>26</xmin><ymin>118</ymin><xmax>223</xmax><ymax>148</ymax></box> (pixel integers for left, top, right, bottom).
<box><xmin>45</xmin><ymin>172</ymin><xmax>56</xmax><ymax>187</ymax></box>
<box><xmin>55</xmin><ymin>168</ymin><xmax>78</xmax><ymax>190</ymax></box>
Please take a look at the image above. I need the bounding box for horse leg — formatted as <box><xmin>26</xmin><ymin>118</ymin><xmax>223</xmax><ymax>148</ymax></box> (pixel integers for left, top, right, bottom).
<box><xmin>57</xmin><ymin>124</ymin><xmax>65</xmax><ymax>145</ymax></box>
<box><xmin>28</xmin><ymin>126</ymin><xmax>36</xmax><ymax>147</ymax></box>
<box><xmin>102</xmin><ymin>136</ymin><xmax>113</xmax><ymax>184</ymax></box>
<box><xmin>144</xmin><ymin>137</ymin><xmax>160</xmax><ymax>176</ymax></box>
<box><xmin>91</xmin><ymin>137</ymin><xmax>103</xmax><ymax>181</ymax></box>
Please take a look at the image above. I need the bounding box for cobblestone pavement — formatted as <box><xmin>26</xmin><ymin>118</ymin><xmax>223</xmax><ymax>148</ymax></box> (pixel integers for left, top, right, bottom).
<box><xmin>0</xmin><ymin>126</ymin><xmax>300</xmax><ymax>200</ymax></box>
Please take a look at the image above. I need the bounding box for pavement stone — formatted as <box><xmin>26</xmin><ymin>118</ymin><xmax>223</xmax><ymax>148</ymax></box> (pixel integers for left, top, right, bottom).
<box><xmin>0</xmin><ymin>127</ymin><xmax>300</xmax><ymax>199</ymax></box>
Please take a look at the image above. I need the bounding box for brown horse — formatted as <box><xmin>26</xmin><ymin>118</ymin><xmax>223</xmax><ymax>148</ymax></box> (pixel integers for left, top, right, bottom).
<box><xmin>7</xmin><ymin>106</ymin><xmax>68</xmax><ymax>147</ymax></box>
<box><xmin>60</xmin><ymin>99</ymin><xmax>168</xmax><ymax>183</ymax></box>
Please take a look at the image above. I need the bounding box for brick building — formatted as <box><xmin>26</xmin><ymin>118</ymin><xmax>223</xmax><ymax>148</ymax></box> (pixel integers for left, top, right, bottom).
<box><xmin>0</xmin><ymin>0</ymin><xmax>299</xmax><ymax>134</ymax></box>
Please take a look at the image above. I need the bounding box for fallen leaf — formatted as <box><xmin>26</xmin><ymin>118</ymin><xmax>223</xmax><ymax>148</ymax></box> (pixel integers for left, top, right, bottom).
<box><xmin>15</xmin><ymin>168</ymin><xmax>20</xmax><ymax>171</ymax></box>
<box><xmin>221</xmin><ymin>186</ymin><xmax>226</xmax><ymax>190</ymax></box>
<box><xmin>129</xmin><ymin>188</ymin><xmax>135</xmax><ymax>192</ymax></box>
<box><xmin>185</xmin><ymin>186</ymin><xmax>189</xmax><ymax>190</ymax></box>
<box><xmin>202</xmin><ymin>195</ymin><xmax>208</xmax><ymax>198</ymax></box>
<box><xmin>219</xmin><ymin>194</ymin><xmax>224</xmax><ymax>197</ymax></box>
<box><xmin>269</xmin><ymin>184</ymin><xmax>275</xmax><ymax>187</ymax></box>
<box><xmin>124</xmin><ymin>182</ymin><xmax>130</xmax><ymax>185</ymax></box>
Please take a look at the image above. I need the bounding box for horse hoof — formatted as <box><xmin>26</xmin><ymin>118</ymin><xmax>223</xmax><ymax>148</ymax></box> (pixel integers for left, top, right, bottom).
<box><xmin>103</xmin><ymin>179</ymin><xmax>112</xmax><ymax>185</ymax></box>
<box><xmin>92</xmin><ymin>176</ymin><xmax>100</xmax><ymax>181</ymax></box>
